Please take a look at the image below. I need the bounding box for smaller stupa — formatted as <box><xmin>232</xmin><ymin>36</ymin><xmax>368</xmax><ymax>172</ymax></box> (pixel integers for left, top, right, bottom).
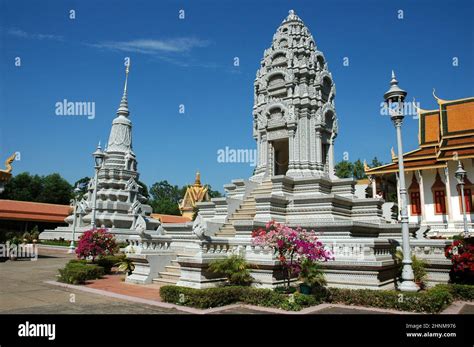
<box><xmin>41</xmin><ymin>62</ymin><xmax>160</xmax><ymax>241</ymax></box>
<box><xmin>179</xmin><ymin>172</ymin><xmax>210</xmax><ymax>219</ymax></box>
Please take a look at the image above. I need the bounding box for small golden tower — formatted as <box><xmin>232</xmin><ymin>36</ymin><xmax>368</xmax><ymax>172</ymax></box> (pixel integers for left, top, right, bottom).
<box><xmin>178</xmin><ymin>171</ymin><xmax>210</xmax><ymax>219</ymax></box>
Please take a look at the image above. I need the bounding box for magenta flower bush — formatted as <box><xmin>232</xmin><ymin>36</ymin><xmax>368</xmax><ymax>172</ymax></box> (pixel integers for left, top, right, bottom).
<box><xmin>75</xmin><ymin>228</ymin><xmax>117</xmax><ymax>262</ymax></box>
<box><xmin>252</xmin><ymin>221</ymin><xmax>334</xmax><ymax>288</ymax></box>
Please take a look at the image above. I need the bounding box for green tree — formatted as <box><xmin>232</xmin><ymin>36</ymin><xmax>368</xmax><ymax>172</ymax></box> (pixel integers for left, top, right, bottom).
<box><xmin>1</xmin><ymin>172</ymin><xmax>73</xmax><ymax>204</ymax></box>
<box><xmin>149</xmin><ymin>180</ymin><xmax>182</xmax><ymax>215</ymax></box>
<box><xmin>137</xmin><ymin>179</ymin><xmax>150</xmax><ymax>201</ymax></box>
<box><xmin>335</xmin><ymin>161</ymin><xmax>354</xmax><ymax>178</ymax></box>
<box><xmin>0</xmin><ymin>172</ymin><xmax>43</xmax><ymax>201</ymax></box>
<box><xmin>352</xmin><ymin>159</ymin><xmax>366</xmax><ymax>180</ymax></box>
<box><xmin>370</xmin><ymin>157</ymin><xmax>384</xmax><ymax>168</ymax></box>
<box><xmin>207</xmin><ymin>185</ymin><xmax>222</xmax><ymax>198</ymax></box>
<box><xmin>37</xmin><ymin>173</ymin><xmax>73</xmax><ymax>204</ymax></box>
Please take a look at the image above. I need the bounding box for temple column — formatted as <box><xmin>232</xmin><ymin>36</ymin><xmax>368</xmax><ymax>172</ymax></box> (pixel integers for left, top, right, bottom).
<box><xmin>315</xmin><ymin>128</ymin><xmax>322</xmax><ymax>170</ymax></box>
<box><xmin>416</xmin><ymin>170</ymin><xmax>427</xmax><ymax>223</ymax></box>
<box><xmin>309</xmin><ymin>115</ymin><xmax>316</xmax><ymax>170</ymax></box>
<box><xmin>328</xmin><ymin>135</ymin><xmax>336</xmax><ymax>178</ymax></box>
<box><xmin>443</xmin><ymin>166</ymin><xmax>454</xmax><ymax>222</ymax></box>
<box><xmin>256</xmin><ymin>133</ymin><xmax>261</xmax><ymax>168</ymax></box>
<box><xmin>288</xmin><ymin>128</ymin><xmax>295</xmax><ymax>170</ymax></box>
<box><xmin>299</xmin><ymin>111</ymin><xmax>308</xmax><ymax>169</ymax></box>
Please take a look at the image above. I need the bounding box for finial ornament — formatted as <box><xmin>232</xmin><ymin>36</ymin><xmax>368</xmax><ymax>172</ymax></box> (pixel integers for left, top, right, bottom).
<box><xmin>432</xmin><ymin>88</ymin><xmax>448</xmax><ymax>105</ymax></box>
<box><xmin>117</xmin><ymin>61</ymin><xmax>131</xmax><ymax>117</ymax></box>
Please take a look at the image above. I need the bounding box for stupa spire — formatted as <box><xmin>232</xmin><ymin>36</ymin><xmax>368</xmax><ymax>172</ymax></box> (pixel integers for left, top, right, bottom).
<box><xmin>117</xmin><ymin>61</ymin><xmax>130</xmax><ymax>117</ymax></box>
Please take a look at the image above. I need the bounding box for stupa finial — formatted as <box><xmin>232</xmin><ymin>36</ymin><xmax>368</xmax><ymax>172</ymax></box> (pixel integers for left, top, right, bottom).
<box><xmin>117</xmin><ymin>61</ymin><xmax>131</xmax><ymax>117</ymax></box>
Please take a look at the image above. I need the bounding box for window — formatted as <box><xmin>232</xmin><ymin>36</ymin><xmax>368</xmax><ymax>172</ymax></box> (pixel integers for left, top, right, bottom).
<box><xmin>408</xmin><ymin>174</ymin><xmax>421</xmax><ymax>216</ymax></box>
<box><xmin>459</xmin><ymin>187</ymin><xmax>472</xmax><ymax>213</ymax></box>
<box><xmin>410</xmin><ymin>191</ymin><xmax>422</xmax><ymax>215</ymax></box>
<box><xmin>434</xmin><ymin>190</ymin><xmax>447</xmax><ymax>214</ymax></box>
<box><xmin>431</xmin><ymin>170</ymin><xmax>447</xmax><ymax>215</ymax></box>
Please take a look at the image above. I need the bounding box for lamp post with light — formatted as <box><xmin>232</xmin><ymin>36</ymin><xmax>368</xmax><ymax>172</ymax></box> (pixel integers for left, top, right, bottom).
<box><xmin>91</xmin><ymin>143</ymin><xmax>105</xmax><ymax>229</ymax></box>
<box><xmin>454</xmin><ymin>160</ymin><xmax>470</xmax><ymax>237</ymax></box>
<box><xmin>67</xmin><ymin>184</ymin><xmax>82</xmax><ymax>254</ymax></box>
<box><xmin>384</xmin><ymin>71</ymin><xmax>419</xmax><ymax>292</ymax></box>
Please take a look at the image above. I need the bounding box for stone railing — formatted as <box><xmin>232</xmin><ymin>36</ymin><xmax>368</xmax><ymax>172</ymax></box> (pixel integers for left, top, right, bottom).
<box><xmin>325</xmin><ymin>239</ymin><xmax>394</xmax><ymax>261</ymax></box>
<box><xmin>127</xmin><ymin>235</ymin><xmax>173</xmax><ymax>254</ymax></box>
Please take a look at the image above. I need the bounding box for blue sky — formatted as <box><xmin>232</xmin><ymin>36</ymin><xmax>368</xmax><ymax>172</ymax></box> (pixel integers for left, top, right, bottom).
<box><xmin>1</xmin><ymin>0</ymin><xmax>473</xmax><ymax>192</ymax></box>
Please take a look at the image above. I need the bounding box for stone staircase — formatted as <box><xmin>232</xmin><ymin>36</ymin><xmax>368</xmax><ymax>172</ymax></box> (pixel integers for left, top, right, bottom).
<box><xmin>215</xmin><ymin>179</ymin><xmax>272</xmax><ymax>237</ymax></box>
<box><xmin>152</xmin><ymin>258</ymin><xmax>181</xmax><ymax>285</ymax></box>
<box><xmin>152</xmin><ymin>180</ymin><xmax>272</xmax><ymax>285</ymax></box>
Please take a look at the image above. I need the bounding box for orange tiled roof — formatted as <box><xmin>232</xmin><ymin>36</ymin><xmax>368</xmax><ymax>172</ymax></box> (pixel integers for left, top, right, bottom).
<box><xmin>151</xmin><ymin>213</ymin><xmax>191</xmax><ymax>224</ymax></box>
<box><xmin>366</xmin><ymin>96</ymin><xmax>474</xmax><ymax>175</ymax></box>
<box><xmin>0</xmin><ymin>199</ymin><xmax>71</xmax><ymax>223</ymax></box>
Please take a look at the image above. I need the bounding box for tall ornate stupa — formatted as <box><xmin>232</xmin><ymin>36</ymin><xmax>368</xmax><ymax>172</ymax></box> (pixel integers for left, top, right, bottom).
<box><xmin>252</xmin><ymin>9</ymin><xmax>337</xmax><ymax>180</ymax></box>
<box><xmin>41</xmin><ymin>63</ymin><xmax>160</xmax><ymax>241</ymax></box>
<box><xmin>126</xmin><ymin>10</ymin><xmax>450</xmax><ymax>290</ymax></box>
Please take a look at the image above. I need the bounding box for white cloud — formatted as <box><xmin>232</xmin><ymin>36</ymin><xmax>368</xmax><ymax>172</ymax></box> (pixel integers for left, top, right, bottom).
<box><xmin>90</xmin><ymin>38</ymin><xmax>211</xmax><ymax>54</ymax></box>
<box><xmin>7</xmin><ymin>28</ymin><xmax>63</xmax><ymax>41</ymax></box>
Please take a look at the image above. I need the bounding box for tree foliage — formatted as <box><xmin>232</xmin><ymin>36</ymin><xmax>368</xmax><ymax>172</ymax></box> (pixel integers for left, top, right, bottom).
<box><xmin>1</xmin><ymin>172</ymin><xmax>73</xmax><ymax>204</ymax></box>
<box><xmin>335</xmin><ymin>157</ymin><xmax>384</xmax><ymax>180</ymax></box>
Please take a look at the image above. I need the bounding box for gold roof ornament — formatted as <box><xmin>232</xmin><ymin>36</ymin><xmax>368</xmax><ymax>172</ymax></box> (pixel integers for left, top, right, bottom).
<box><xmin>194</xmin><ymin>171</ymin><xmax>202</xmax><ymax>187</ymax></box>
<box><xmin>0</xmin><ymin>153</ymin><xmax>16</xmax><ymax>174</ymax></box>
<box><xmin>178</xmin><ymin>171</ymin><xmax>210</xmax><ymax>219</ymax></box>
<box><xmin>391</xmin><ymin>147</ymin><xmax>396</xmax><ymax>159</ymax></box>
<box><xmin>432</xmin><ymin>88</ymin><xmax>449</xmax><ymax>105</ymax></box>
<box><xmin>363</xmin><ymin>160</ymin><xmax>370</xmax><ymax>172</ymax></box>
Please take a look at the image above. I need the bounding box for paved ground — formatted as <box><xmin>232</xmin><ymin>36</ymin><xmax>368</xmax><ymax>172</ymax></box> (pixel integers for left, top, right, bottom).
<box><xmin>0</xmin><ymin>248</ymin><xmax>182</xmax><ymax>314</ymax></box>
<box><xmin>1</xmin><ymin>247</ymin><xmax>471</xmax><ymax>315</ymax></box>
<box><xmin>459</xmin><ymin>304</ymin><xmax>474</xmax><ymax>314</ymax></box>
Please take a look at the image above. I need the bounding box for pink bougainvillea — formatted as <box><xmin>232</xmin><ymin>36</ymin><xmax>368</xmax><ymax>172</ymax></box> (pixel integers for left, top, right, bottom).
<box><xmin>251</xmin><ymin>220</ymin><xmax>334</xmax><ymax>288</ymax></box>
<box><xmin>75</xmin><ymin>228</ymin><xmax>117</xmax><ymax>262</ymax></box>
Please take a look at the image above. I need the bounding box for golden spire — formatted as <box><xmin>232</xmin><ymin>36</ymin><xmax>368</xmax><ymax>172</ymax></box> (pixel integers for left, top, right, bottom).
<box><xmin>194</xmin><ymin>171</ymin><xmax>201</xmax><ymax>186</ymax></box>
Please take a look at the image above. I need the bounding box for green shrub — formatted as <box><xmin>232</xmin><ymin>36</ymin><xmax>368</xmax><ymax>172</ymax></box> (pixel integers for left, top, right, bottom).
<box><xmin>240</xmin><ymin>288</ymin><xmax>286</xmax><ymax>307</ymax></box>
<box><xmin>328</xmin><ymin>286</ymin><xmax>453</xmax><ymax>313</ymax></box>
<box><xmin>96</xmin><ymin>255</ymin><xmax>124</xmax><ymax>274</ymax></box>
<box><xmin>58</xmin><ymin>260</ymin><xmax>105</xmax><ymax>284</ymax></box>
<box><xmin>274</xmin><ymin>286</ymin><xmax>297</xmax><ymax>294</ymax></box>
<box><xmin>208</xmin><ymin>255</ymin><xmax>253</xmax><ymax>286</ymax></box>
<box><xmin>160</xmin><ymin>286</ymin><xmax>244</xmax><ymax>309</ymax></box>
<box><xmin>160</xmin><ymin>286</ymin><xmax>321</xmax><ymax>311</ymax></box>
<box><xmin>395</xmin><ymin>251</ymin><xmax>428</xmax><ymax>287</ymax></box>
<box><xmin>436</xmin><ymin>284</ymin><xmax>474</xmax><ymax>301</ymax></box>
<box><xmin>299</xmin><ymin>259</ymin><xmax>327</xmax><ymax>287</ymax></box>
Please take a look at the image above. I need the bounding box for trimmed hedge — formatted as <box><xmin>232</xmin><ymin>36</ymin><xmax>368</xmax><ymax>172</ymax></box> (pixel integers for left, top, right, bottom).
<box><xmin>436</xmin><ymin>284</ymin><xmax>474</xmax><ymax>301</ymax></box>
<box><xmin>327</xmin><ymin>287</ymin><xmax>452</xmax><ymax>313</ymax></box>
<box><xmin>159</xmin><ymin>284</ymin><xmax>472</xmax><ymax>313</ymax></box>
<box><xmin>58</xmin><ymin>260</ymin><xmax>105</xmax><ymax>285</ymax></box>
<box><xmin>159</xmin><ymin>286</ymin><xmax>323</xmax><ymax>311</ymax></box>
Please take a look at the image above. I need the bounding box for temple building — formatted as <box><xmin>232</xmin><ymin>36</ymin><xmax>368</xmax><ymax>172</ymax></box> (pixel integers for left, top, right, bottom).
<box><xmin>126</xmin><ymin>10</ymin><xmax>452</xmax><ymax>290</ymax></box>
<box><xmin>365</xmin><ymin>95</ymin><xmax>474</xmax><ymax>237</ymax></box>
<box><xmin>178</xmin><ymin>172</ymin><xmax>210</xmax><ymax>219</ymax></box>
<box><xmin>41</xmin><ymin>63</ymin><xmax>161</xmax><ymax>241</ymax></box>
